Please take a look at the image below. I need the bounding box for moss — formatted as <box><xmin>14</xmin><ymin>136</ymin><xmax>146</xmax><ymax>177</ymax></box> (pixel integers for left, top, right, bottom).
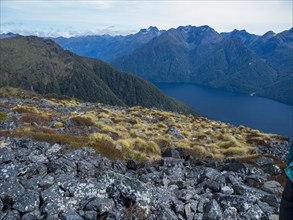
<box><xmin>0</xmin><ymin>112</ymin><xmax>8</xmax><ymax>122</ymax></box>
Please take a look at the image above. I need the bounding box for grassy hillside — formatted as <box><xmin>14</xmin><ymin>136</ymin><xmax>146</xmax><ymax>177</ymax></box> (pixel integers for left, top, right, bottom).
<box><xmin>0</xmin><ymin>36</ymin><xmax>196</xmax><ymax>114</ymax></box>
<box><xmin>0</xmin><ymin>95</ymin><xmax>288</xmax><ymax>162</ymax></box>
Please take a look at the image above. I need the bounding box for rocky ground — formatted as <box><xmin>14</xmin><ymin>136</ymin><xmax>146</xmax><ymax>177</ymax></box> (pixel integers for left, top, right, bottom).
<box><xmin>0</xmin><ymin>137</ymin><xmax>289</xmax><ymax>220</ymax></box>
<box><xmin>0</xmin><ymin>97</ymin><xmax>290</xmax><ymax>219</ymax></box>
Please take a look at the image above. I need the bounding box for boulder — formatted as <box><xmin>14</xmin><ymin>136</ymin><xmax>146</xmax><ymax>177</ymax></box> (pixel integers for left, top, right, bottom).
<box><xmin>126</xmin><ymin>160</ymin><xmax>138</xmax><ymax>170</ymax></box>
<box><xmin>262</xmin><ymin>181</ymin><xmax>283</xmax><ymax>195</ymax></box>
<box><xmin>162</xmin><ymin>148</ymin><xmax>181</xmax><ymax>159</ymax></box>
<box><xmin>85</xmin><ymin>198</ymin><xmax>115</xmax><ymax>214</ymax></box>
<box><xmin>0</xmin><ymin>148</ymin><xmax>14</xmax><ymax>164</ymax></box>
<box><xmin>252</xmin><ymin>157</ymin><xmax>274</xmax><ymax>166</ymax></box>
<box><xmin>0</xmin><ymin>181</ymin><xmax>25</xmax><ymax>204</ymax></box>
<box><xmin>203</xmin><ymin>199</ymin><xmax>223</xmax><ymax>220</ymax></box>
<box><xmin>166</xmin><ymin>127</ymin><xmax>185</xmax><ymax>139</ymax></box>
<box><xmin>12</xmin><ymin>190</ymin><xmax>40</xmax><ymax>213</ymax></box>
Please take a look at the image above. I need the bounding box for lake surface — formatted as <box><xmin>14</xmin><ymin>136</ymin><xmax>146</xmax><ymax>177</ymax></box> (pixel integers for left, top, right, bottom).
<box><xmin>156</xmin><ymin>83</ymin><xmax>293</xmax><ymax>137</ymax></box>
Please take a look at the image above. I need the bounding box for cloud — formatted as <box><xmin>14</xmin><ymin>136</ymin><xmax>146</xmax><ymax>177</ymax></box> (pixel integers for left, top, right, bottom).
<box><xmin>1</xmin><ymin>0</ymin><xmax>292</xmax><ymax>36</ymax></box>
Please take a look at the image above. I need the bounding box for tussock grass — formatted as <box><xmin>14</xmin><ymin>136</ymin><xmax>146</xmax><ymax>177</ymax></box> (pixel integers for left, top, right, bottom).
<box><xmin>12</xmin><ymin>106</ymin><xmax>39</xmax><ymax>114</ymax></box>
<box><xmin>0</xmin><ymin>112</ymin><xmax>8</xmax><ymax>122</ymax></box>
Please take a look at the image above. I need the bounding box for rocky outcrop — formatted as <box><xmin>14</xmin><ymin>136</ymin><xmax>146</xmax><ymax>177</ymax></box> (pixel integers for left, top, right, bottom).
<box><xmin>0</xmin><ymin>137</ymin><xmax>286</xmax><ymax>219</ymax></box>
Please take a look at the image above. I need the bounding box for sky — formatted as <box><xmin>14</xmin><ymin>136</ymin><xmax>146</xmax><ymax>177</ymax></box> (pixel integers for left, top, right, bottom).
<box><xmin>1</xmin><ymin>0</ymin><xmax>292</xmax><ymax>37</ymax></box>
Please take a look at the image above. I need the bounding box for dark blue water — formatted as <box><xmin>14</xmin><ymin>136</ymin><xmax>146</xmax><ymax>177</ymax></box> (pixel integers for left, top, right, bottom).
<box><xmin>156</xmin><ymin>83</ymin><xmax>293</xmax><ymax>137</ymax></box>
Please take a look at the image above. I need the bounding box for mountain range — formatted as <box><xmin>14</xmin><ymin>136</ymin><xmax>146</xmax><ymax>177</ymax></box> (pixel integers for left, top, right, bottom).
<box><xmin>0</xmin><ymin>36</ymin><xmax>195</xmax><ymax>114</ymax></box>
<box><xmin>52</xmin><ymin>25</ymin><xmax>293</xmax><ymax>105</ymax></box>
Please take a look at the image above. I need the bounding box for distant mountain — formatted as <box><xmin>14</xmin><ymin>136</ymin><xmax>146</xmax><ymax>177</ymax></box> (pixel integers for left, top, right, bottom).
<box><xmin>221</xmin><ymin>28</ymin><xmax>293</xmax><ymax>104</ymax></box>
<box><xmin>53</xmin><ymin>26</ymin><xmax>164</xmax><ymax>62</ymax></box>
<box><xmin>0</xmin><ymin>32</ymin><xmax>19</xmax><ymax>39</ymax></box>
<box><xmin>0</xmin><ymin>36</ymin><xmax>196</xmax><ymax>114</ymax></box>
<box><xmin>112</xmin><ymin>26</ymin><xmax>291</xmax><ymax>103</ymax></box>
<box><xmin>50</xmin><ymin>25</ymin><xmax>292</xmax><ymax>105</ymax></box>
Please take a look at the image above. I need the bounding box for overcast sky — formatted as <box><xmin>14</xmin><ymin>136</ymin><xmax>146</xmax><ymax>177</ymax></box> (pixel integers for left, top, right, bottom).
<box><xmin>1</xmin><ymin>0</ymin><xmax>292</xmax><ymax>37</ymax></box>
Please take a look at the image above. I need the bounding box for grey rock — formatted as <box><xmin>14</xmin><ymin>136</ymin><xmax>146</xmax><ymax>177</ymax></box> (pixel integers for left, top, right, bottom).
<box><xmin>21</xmin><ymin>210</ymin><xmax>41</xmax><ymax>220</ymax></box>
<box><xmin>69</xmin><ymin>181</ymin><xmax>106</xmax><ymax>198</ymax></box>
<box><xmin>176</xmin><ymin>190</ymin><xmax>193</xmax><ymax>202</ymax></box>
<box><xmin>232</xmin><ymin>182</ymin><xmax>269</xmax><ymax>197</ymax></box>
<box><xmin>257</xmin><ymin>200</ymin><xmax>274</xmax><ymax>218</ymax></box>
<box><xmin>166</xmin><ymin>127</ymin><xmax>185</xmax><ymax>139</ymax></box>
<box><xmin>50</xmin><ymin>156</ymin><xmax>77</xmax><ymax>174</ymax></box>
<box><xmin>243</xmin><ymin>204</ymin><xmax>265</xmax><ymax>220</ymax></box>
<box><xmin>55</xmin><ymin>174</ymin><xmax>79</xmax><ymax>191</ymax></box>
<box><xmin>126</xmin><ymin>160</ymin><xmax>138</xmax><ymax>170</ymax></box>
<box><xmin>41</xmin><ymin>185</ymin><xmax>64</xmax><ymax>201</ymax></box>
<box><xmin>206</xmin><ymin>181</ymin><xmax>220</xmax><ymax>192</ymax></box>
<box><xmin>225</xmin><ymin>162</ymin><xmax>248</xmax><ymax>173</ymax></box>
<box><xmin>193</xmin><ymin>213</ymin><xmax>203</xmax><ymax>220</ymax></box>
<box><xmin>29</xmin><ymin>152</ymin><xmax>48</xmax><ymax>163</ymax></box>
<box><xmin>45</xmin><ymin>143</ymin><xmax>62</xmax><ymax>156</ymax></box>
<box><xmin>244</xmin><ymin>175</ymin><xmax>266</xmax><ymax>187</ymax></box>
<box><xmin>0</xmin><ymin>181</ymin><xmax>25</xmax><ymax>203</ymax></box>
<box><xmin>0</xmin><ymin>198</ymin><xmax>3</xmax><ymax>211</ymax></box>
<box><xmin>162</xmin><ymin>148</ymin><xmax>181</xmax><ymax>158</ymax></box>
<box><xmin>261</xmin><ymin>195</ymin><xmax>280</xmax><ymax>209</ymax></box>
<box><xmin>18</xmin><ymin>162</ymin><xmax>47</xmax><ymax>178</ymax></box>
<box><xmin>0</xmin><ymin>148</ymin><xmax>14</xmax><ymax>164</ymax></box>
<box><xmin>190</xmin><ymin>200</ymin><xmax>199</xmax><ymax>212</ymax></box>
<box><xmin>174</xmin><ymin>202</ymin><xmax>185</xmax><ymax>216</ymax></box>
<box><xmin>38</xmin><ymin>175</ymin><xmax>55</xmax><ymax>188</ymax></box>
<box><xmin>161</xmin><ymin>158</ymin><xmax>184</xmax><ymax>167</ymax></box>
<box><xmin>85</xmin><ymin>198</ymin><xmax>115</xmax><ymax>214</ymax></box>
<box><xmin>220</xmin><ymin>186</ymin><xmax>234</xmax><ymax>195</ymax></box>
<box><xmin>203</xmin><ymin>199</ymin><xmax>223</xmax><ymax>220</ymax></box>
<box><xmin>3</xmin><ymin>210</ymin><xmax>20</xmax><ymax>220</ymax></box>
<box><xmin>106</xmin><ymin>176</ymin><xmax>150</xmax><ymax>215</ymax></box>
<box><xmin>0</xmin><ymin>212</ymin><xmax>6</xmax><ymax>220</ymax></box>
<box><xmin>262</xmin><ymin>181</ymin><xmax>283</xmax><ymax>194</ymax></box>
<box><xmin>12</xmin><ymin>190</ymin><xmax>40</xmax><ymax>212</ymax></box>
<box><xmin>252</xmin><ymin>157</ymin><xmax>274</xmax><ymax>166</ymax></box>
<box><xmin>0</xmin><ymin>163</ymin><xmax>19</xmax><ymax>182</ymax></box>
<box><xmin>61</xmin><ymin>211</ymin><xmax>83</xmax><ymax>220</ymax></box>
<box><xmin>204</xmin><ymin>168</ymin><xmax>221</xmax><ymax>180</ymax></box>
<box><xmin>83</xmin><ymin>211</ymin><xmax>98</xmax><ymax>220</ymax></box>
<box><xmin>222</xmin><ymin>207</ymin><xmax>238</xmax><ymax>220</ymax></box>
<box><xmin>263</xmin><ymin>165</ymin><xmax>282</xmax><ymax>175</ymax></box>
<box><xmin>77</xmin><ymin>160</ymin><xmax>95</xmax><ymax>177</ymax></box>
<box><xmin>159</xmin><ymin>206</ymin><xmax>178</xmax><ymax>220</ymax></box>
<box><xmin>197</xmin><ymin>198</ymin><xmax>210</xmax><ymax>213</ymax></box>
<box><xmin>184</xmin><ymin>203</ymin><xmax>192</xmax><ymax>218</ymax></box>
<box><xmin>41</xmin><ymin>197</ymin><xmax>80</xmax><ymax>216</ymax></box>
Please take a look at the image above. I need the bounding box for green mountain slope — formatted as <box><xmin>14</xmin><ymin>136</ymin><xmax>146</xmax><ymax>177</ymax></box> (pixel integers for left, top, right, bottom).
<box><xmin>0</xmin><ymin>36</ymin><xmax>196</xmax><ymax>114</ymax></box>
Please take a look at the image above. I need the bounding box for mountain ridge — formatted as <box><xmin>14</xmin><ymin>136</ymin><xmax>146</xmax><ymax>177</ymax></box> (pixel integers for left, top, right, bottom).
<box><xmin>0</xmin><ymin>36</ymin><xmax>196</xmax><ymax>114</ymax></box>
